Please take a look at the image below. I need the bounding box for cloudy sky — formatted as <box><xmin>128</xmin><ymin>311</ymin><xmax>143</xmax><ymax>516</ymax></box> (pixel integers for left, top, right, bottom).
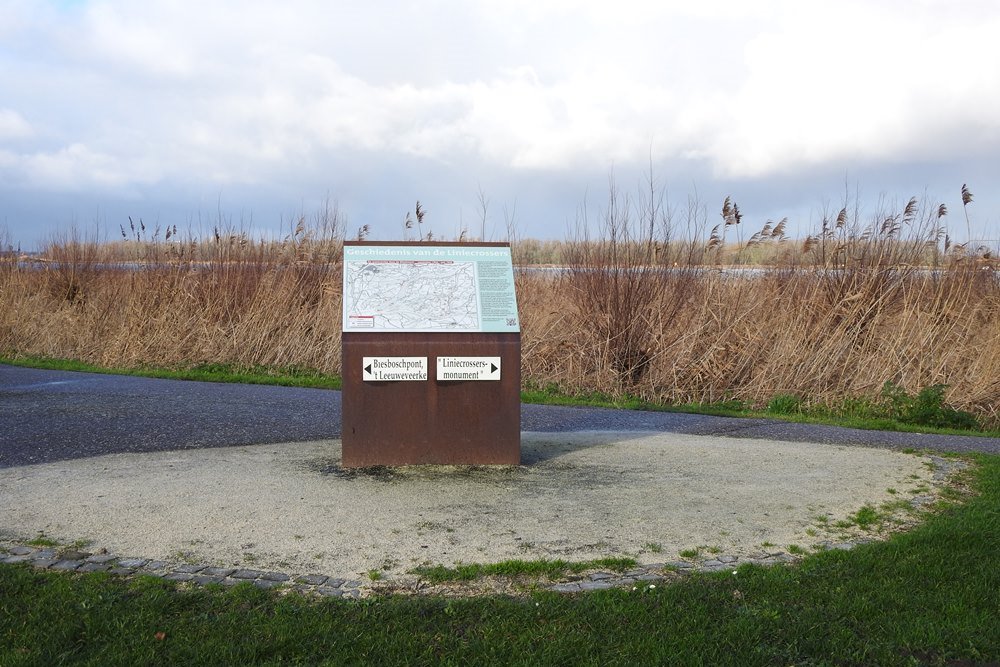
<box><xmin>1</xmin><ymin>0</ymin><xmax>998</xmax><ymax>249</ymax></box>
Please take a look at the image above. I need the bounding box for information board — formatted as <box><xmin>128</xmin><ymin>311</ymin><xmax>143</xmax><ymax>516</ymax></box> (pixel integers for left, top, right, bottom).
<box><xmin>342</xmin><ymin>245</ymin><xmax>519</xmax><ymax>333</ymax></box>
<box><xmin>341</xmin><ymin>241</ymin><xmax>521</xmax><ymax>466</ymax></box>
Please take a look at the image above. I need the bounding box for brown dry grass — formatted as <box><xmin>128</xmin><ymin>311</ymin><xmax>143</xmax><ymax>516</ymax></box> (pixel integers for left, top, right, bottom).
<box><xmin>1</xmin><ymin>190</ymin><xmax>997</xmax><ymax>427</ymax></box>
<box><xmin>520</xmin><ymin>265</ymin><xmax>999</xmax><ymax>424</ymax></box>
<box><xmin>520</xmin><ymin>191</ymin><xmax>998</xmax><ymax>426</ymax></box>
<box><xmin>1</xmin><ymin>217</ymin><xmax>345</xmax><ymax>373</ymax></box>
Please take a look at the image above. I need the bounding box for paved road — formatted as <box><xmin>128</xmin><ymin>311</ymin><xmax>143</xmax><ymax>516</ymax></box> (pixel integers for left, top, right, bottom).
<box><xmin>2</xmin><ymin>364</ymin><xmax>998</xmax><ymax>468</ymax></box>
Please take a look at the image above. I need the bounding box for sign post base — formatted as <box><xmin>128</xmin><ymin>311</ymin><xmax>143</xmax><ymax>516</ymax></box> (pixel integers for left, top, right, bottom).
<box><xmin>341</xmin><ymin>332</ymin><xmax>520</xmax><ymax>467</ymax></box>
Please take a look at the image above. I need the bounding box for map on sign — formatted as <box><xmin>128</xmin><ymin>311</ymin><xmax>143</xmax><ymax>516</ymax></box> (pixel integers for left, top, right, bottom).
<box><xmin>345</xmin><ymin>260</ymin><xmax>478</xmax><ymax>331</ymax></box>
<box><xmin>342</xmin><ymin>245</ymin><xmax>520</xmax><ymax>333</ymax></box>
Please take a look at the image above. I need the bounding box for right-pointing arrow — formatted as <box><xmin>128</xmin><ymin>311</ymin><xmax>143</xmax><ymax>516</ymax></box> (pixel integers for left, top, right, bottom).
<box><xmin>491</xmin><ymin>363</ymin><xmax>498</xmax><ymax>374</ymax></box>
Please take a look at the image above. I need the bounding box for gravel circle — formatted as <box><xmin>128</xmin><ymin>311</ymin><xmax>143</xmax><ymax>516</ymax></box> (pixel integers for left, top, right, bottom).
<box><xmin>0</xmin><ymin>432</ymin><xmax>953</xmax><ymax>589</ymax></box>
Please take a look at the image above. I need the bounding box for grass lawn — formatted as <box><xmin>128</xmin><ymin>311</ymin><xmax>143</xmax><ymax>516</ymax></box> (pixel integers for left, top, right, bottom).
<box><xmin>0</xmin><ymin>355</ymin><xmax>343</xmax><ymax>390</ymax></box>
<box><xmin>2</xmin><ymin>454</ymin><xmax>998</xmax><ymax>665</ymax></box>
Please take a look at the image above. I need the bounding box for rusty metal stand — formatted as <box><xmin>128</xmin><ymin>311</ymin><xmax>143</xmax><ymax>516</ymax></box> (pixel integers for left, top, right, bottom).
<box><xmin>341</xmin><ymin>332</ymin><xmax>520</xmax><ymax>466</ymax></box>
<box><xmin>340</xmin><ymin>242</ymin><xmax>521</xmax><ymax>467</ymax></box>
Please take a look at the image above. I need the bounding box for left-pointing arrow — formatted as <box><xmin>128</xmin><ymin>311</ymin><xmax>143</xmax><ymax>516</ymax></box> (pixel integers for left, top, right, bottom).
<box><xmin>364</xmin><ymin>364</ymin><xmax>372</xmax><ymax>375</ymax></box>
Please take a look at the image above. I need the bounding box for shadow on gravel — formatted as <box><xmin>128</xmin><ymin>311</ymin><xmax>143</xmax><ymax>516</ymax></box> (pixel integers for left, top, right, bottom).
<box><xmin>304</xmin><ymin>431</ymin><xmax>659</xmax><ymax>482</ymax></box>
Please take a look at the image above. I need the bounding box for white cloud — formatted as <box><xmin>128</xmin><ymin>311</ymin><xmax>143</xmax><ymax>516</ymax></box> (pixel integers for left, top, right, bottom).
<box><xmin>697</xmin><ymin>1</ymin><xmax>1000</xmax><ymax>177</ymax></box>
<box><xmin>2</xmin><ymin>0</ymin><xmax>998</xmax><ymax>245</ymax></box>
<box><xmin>2</xmin><ymin>143</ymin><xmax>160</xmax><ymax>192</ymax></box>
<box><xmin>0</xmin><ymin>109</ymin><xmax>33</xmax><ymax>139</ymax></box>
<box><xmin>76</xmin><ymin>3</ymin><xmax>201</xmax><ymax>79</ymax></box>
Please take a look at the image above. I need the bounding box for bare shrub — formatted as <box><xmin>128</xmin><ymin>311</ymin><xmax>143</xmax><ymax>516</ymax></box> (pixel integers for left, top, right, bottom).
<box><xmin>40</xmin><ymin>226</ymin><xmax>101</xmax><ymax>305</ymax></box>
<box><xmin>2</xmin><ymin>208</ymin><xmax>346</xmax><ymax>373</ymax></box>
<box><xmin>520</xmin><ymin>189</ymin><xmax>999</xmax><ymax>426</ymax></box>
<box><xmin>0</xmin><ymin>225</ymin><xmax>17</xmax><ymax>281</ymax></box>
<box><xmin>562</xmin><ymin>178</ymin><xmax>671</xmax><ymax>388</ymax></box>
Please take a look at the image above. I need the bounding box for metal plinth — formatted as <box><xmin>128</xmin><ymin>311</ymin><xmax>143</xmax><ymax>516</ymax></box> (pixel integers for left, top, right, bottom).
<box><xmin>341</xmin><ymin>332</ymin><xmax>521</xmax><ymax>467</ymax></box>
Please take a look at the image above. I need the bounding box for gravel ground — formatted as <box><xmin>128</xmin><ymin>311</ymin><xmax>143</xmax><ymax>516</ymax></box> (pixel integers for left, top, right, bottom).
<box><xmin>0</xmin><ymin>432</ymin><xmax>941</xmax><ymax>581</ymax></box>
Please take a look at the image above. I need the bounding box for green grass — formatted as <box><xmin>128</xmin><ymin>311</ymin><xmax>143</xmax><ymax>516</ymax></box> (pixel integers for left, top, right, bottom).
<box><xmin>2</xmin><ymin>453</ymin><xmax>998</xmax><ymax>665</ymax></box>
<box><xmin>520</xmin><ymin>384</ymin><xmax>751</xmax><ymax>418</ymax></box>
<box><xmin>24</xmin><ymin>535</ymin><xmax>58</xmax><ymax>548</ymax></box>
<box><xmin>521</xmin><ymin>382</ymin><xmax>1000</xmax><ymax>438</ymax></box>
<box><xmin>4</xmin><ymin>354</ymin><xmax>997</xmax><ymax>437</ymax></box>
<box><xmin>0</xmin><ymin>355</ymin><xmax>342</xmax><ymax>390</ymax></box>
<box><xmin>410</xmin><ymin>558</ymin><xmax>637</xmax><ymax>584</ymax></box>
<box><xmin>851</xmin><ymin>505</ymin><xmax>881</xmax><ymax>530</ymax></box>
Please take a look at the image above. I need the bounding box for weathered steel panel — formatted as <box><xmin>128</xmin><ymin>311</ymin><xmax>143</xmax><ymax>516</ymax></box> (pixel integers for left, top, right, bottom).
<box><xmin>341</xmin><ymin>332</ymin><xmax>521</xmax><ymax>466</ymax></box>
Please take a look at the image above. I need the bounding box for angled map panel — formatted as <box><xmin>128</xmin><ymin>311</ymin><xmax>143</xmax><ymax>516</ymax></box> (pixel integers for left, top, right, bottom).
<box><xmin>342</xmin><ymin>244</ymin><xmax>520</xmax><ymax>333</ymax></box>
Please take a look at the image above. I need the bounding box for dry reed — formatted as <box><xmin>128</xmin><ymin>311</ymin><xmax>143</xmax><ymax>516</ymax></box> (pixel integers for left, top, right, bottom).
<box><xmin>1</xmin><ymin>190</ymin><xmax>997</xmax><ymax>427</ymax></box>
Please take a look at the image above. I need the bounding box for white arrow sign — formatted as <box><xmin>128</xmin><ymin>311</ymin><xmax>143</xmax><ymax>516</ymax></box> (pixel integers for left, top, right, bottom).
<box><xmin>363</xmin><ymin>357</ymin><xmax>427</xmax><ymax>381</ymax></box>
<box><xmin>436</xmin><ymin>356</ymin><xmax>502</xmax><ymax>381</ymax></box>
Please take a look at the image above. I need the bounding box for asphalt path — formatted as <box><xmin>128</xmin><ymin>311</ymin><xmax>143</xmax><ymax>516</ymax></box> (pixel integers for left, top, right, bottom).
<box><xmin>2</xmin><ymin>364</ymin><xmax>998</xmax><ymax>468</ymax></box>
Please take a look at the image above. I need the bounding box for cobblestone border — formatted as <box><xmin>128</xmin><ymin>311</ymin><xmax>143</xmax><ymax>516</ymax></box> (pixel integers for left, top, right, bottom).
<box><xmin>0</xmin><ymin>541</ymin><xmax>858</xmax><ymax>597</ymax></box>
<box><xmin>545</xmin><ymin>545</ymin><xmax>853</xmax><ymax>593</ymax></box>
<box><xmin>0</xmin><ymin>546</ymin><xmax>363</xmax><ymax>598</ymax></box>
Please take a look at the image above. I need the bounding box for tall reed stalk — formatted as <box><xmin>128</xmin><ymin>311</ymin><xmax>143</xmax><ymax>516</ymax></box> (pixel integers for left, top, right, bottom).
<box><xmin>1</xmin><ymin>189</ymin><xmax>997</xmax><ymax>426</ymax></box>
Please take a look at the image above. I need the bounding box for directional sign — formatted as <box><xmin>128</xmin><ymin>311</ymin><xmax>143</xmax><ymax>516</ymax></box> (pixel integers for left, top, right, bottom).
<box><xmin>363</xmin><ymin>357</ymin><xmax>427</xmax><ymax>381</ymax></box>
<box><xmin>436</xmin><ymin>356</ymin><xmax>501</xmax><ymax>381</ymax></box>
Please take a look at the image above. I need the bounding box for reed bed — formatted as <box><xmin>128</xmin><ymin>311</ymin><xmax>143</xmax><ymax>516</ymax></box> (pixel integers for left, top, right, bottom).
<box><xmin>1</xmin><ymin>191</ymin><xmax>997</xmax><ymax>427</ymax></box>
